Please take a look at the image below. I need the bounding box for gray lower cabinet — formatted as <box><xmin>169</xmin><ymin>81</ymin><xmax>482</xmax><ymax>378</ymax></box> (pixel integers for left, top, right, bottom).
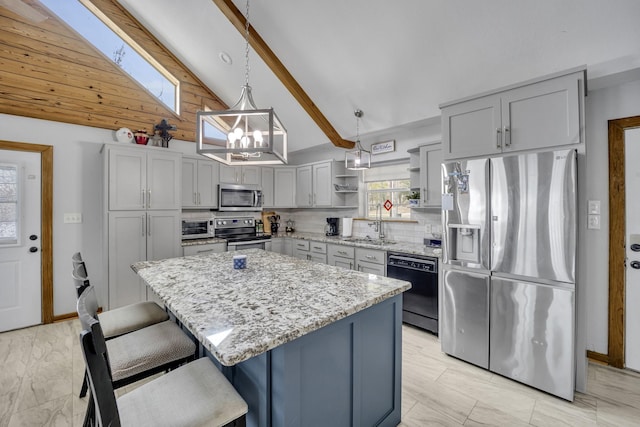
<box><xmin>328</xmin><ymin>244</ymin><xmax>355</xmax><ymax>270</ymax></box>
<box><xmin>355</xmin><ymin>247</ymin><xmax>386</xmax><ymax>276</ymax></box>
<box><xmin>270</xmin><ymin>237</ymin><xmax>292</xmax><ymax>256</ymax></box>
<box><xmin>107</xmin><ymin>210</ymin><xmax>181</xmax><ymax>309</ymax></box>
<box><xmin>183</xmin><ymin>242</ymin><xmax>226</xmax><ymax>256</ymax></box>
<box><xmin>293</xmin><ymin>239</ymin><xmax>327</xmax><ymax>263</ymax></box>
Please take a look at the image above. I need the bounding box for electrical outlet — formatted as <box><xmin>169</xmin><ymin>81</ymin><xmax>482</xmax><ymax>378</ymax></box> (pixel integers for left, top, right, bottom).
<box><xmin>588</xmin><ymin>214</ymin><xmax>600</xmax><ymax>230</ymax></box>
<box><xmin>64</xmin><ymin>213</ymin><xmax>83</xmax><ymax>224</ymax></box>
<box><xmin>588</xmin><ymin>200</ymin><xmax>601</xmax><ymax>215</ymax></box>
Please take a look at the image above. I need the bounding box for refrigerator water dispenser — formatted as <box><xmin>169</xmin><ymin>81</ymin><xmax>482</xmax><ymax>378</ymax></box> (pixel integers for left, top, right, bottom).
<box><xmin>448</xmin><ymin>224</ymin><xmax>481</xmax><ymax>263</ymax></box>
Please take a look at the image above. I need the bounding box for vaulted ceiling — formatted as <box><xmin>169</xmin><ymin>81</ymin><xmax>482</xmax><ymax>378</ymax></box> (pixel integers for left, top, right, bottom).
<box><xmin>118</xmin><ymin>0</ymin><xmax>640</xmax><ymax>153</ymax></box>
<box><xmin>5</xmin><ymin>0</ymin><xmax>640</xmax><ymax>154</ymax></box>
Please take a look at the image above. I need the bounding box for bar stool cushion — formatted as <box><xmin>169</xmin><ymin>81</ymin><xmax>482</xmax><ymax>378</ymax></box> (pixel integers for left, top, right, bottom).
<box><xmin>117</xmin><ymin>357</ymin><xmax>248</xmax><ymax>427</ymax></box>
<box><xmin>98</xmin><ymin>302</ymin><xmax>169</xmax><ymax>339</ymax></box>
<box><xmin>107</xmin><ymin>321</ymin><xmax>196</xmax><ymax>382</ymax></box>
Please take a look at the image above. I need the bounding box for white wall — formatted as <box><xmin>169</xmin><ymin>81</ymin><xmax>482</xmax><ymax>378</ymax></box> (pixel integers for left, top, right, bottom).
<box><xmin>584</xmin><ymin>78</ymin><xmax>640</xmax><ymax>353</ymax></box>
<box><xmin>1</xmin><ymin>114</ymin><xmax>108</xmax><ymax>316</ymax></box>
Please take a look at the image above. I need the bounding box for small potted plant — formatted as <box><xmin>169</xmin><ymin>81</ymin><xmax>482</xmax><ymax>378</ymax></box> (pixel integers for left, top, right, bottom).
<box><xmin>407</xmin><ymin>191</ymin><xmax>420</xmax><ymax>207</ymax></box>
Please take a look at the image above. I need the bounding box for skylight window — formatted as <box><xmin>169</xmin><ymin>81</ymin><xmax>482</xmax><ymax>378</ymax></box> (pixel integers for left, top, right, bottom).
<box><xmin>40</xmin><ymin>0</ymin><xmax>179</xmax><ymax>113</ymax></box>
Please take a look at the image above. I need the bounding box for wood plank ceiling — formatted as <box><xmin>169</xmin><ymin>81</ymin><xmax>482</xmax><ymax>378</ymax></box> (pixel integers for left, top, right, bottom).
<box><xmin>0</xmin><ymin>0</ymin><xmax>227</xmax><ymax>141</ymax></box>
<box><xmin>0</xmin><ymin>0</ymin><xmax>354</xmax><ymax>149</ymax></box>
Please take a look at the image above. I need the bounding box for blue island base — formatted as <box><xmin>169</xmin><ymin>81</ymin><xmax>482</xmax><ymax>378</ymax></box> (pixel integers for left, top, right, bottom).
<box><xmin>209</xmin><ymin>294</ymin><xmax>403</xmax><ymax>427</ymax></box>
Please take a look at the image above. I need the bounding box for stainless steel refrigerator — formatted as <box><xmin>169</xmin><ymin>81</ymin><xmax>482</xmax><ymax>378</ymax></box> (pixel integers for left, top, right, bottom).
<box><xmin>441</xmin><ymin>148</ymin><xmax>577</xmax><ymax>401</ymax></box>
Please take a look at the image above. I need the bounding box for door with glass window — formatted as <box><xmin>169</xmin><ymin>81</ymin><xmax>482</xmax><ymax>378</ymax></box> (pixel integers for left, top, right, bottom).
<box><xmin>0</xmin><ymin>150</ymin><xmax>42</xmax><ymax>332</ymax></box>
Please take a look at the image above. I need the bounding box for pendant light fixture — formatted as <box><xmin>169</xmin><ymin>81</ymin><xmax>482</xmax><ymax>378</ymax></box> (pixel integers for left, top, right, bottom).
<box><xmin>345</xmin><ymin>109</ymin><xmax>370</xmax><ymax>170</ymax></box>
<box><xmin>196</xmin><ymin>0</ymin><xmax>287</xmax><ymax>165</ymax></box>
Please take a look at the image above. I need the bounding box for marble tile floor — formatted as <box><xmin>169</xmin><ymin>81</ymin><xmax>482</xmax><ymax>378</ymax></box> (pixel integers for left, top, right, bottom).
<box><xmin>1</xmin><ymin>320</ymin><xmax>640</xmax><ymax>426</ymax></box>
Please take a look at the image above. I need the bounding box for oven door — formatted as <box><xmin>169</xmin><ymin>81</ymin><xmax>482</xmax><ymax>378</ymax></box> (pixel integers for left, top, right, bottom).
<box><xmin>227</xmin><ymin>240</ymin><xmax>272</xmax><ymax>251</ymax></box>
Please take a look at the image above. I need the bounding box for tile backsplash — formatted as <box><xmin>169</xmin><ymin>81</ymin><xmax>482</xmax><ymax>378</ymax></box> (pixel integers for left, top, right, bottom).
<box><xmin>181</xmin><ymin>208</ymin><xmax>443</xmax><ymax>245</ymax></box>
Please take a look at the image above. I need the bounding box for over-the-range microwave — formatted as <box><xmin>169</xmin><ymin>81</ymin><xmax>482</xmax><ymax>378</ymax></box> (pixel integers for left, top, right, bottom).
<box><xmin>218</xmin><ymin>183</ymin><xmax>263</xmax><ymax>212</ymax></box>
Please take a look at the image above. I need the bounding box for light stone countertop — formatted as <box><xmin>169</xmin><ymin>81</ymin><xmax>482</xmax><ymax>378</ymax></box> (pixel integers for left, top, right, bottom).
<box><xmin>273</xmin><ymin>232</ymin><xmax>442</xmax><ymax>258</ymax></box>
<box><xmin>132</xmin><ymin>249</ymin><xmax>411</xmax><ymax>366</ymax></box>
<box><xmin>181</xmin><ymin>237</ymin><xmax>227</xmax><ymax>246</ymax></box>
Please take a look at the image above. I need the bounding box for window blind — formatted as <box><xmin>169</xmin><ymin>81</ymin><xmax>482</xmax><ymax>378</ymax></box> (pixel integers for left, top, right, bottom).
<box><xmin>363</xmin><ymin>163</ymin><xmax>409</xmax><ymax>182</ymax></box>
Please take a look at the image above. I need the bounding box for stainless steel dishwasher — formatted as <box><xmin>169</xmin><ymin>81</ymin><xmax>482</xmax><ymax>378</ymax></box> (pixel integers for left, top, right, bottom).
<box><xmin>386</xmin><ymin>252</ymin><xmax>438</xmax><ymax>335</ymax></box>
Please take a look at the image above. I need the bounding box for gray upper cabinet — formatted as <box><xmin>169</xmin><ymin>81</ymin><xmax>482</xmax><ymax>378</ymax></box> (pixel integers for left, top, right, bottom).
<box><xmin>107</xmin><ymin>146</ymin><xmax>181</xmax><ymax>211</ymax></box>
<box><xmin>441</xmin><ymin>69</ymin><xmax>585</xmax><ymax>160</ymax></box>
<box><xmin>296</xmin><ymin>162</ymin><xmax>332</xmax><ymax>208</ymax></box>
<box><xmin>274</xmin><ymin>167</ymin><xmax>296</xmax><ymax>208</ymax></box>
<box><xmin>182</xmin><ymin>156</ymin><xmax>219</xmax><ymax>209</ymax></box>
<box><xmin>261</xmin><ymin>167</ymin><xmax>275</xmax><ymax>208</ymax></box>
<box><xmin>296</xmin><ymin>165</ymin><xmax>313</xmax><ymax>207</ymax></box>
<box><xmin>219</xmin><ymin>164</ymin><xmax>261</xmax><ymax>185</ymax></box>
<box><xmin>296</xmin><ymin>160</ymin><xmax>356</xmax><ymax>208</ymax></box>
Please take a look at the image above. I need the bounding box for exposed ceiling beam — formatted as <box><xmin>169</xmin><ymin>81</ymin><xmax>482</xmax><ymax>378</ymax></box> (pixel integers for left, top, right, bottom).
<box><xmin>211</xmin><ymin>0</ymin><xmax>355</xmax><ymax>150</ymax></box>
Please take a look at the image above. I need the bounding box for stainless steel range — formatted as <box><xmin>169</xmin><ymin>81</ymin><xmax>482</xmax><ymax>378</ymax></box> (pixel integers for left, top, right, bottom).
<box><xmin>214</xmin><ymin>217</ymin><xmax>272</xmax><ymax>251</ymax></box>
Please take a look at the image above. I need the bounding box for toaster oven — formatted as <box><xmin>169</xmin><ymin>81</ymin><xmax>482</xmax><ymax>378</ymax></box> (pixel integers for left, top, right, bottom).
<box><xmin>181</xmin><ymin>218</ymin><xmax>215</xmax><ymax>240</ymax></box>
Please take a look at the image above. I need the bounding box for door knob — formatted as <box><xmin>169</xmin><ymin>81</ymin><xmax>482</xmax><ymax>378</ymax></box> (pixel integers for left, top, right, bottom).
<box><xmin>631</xmin><ymin>261</ymin><xmax>640</xmax><ymax>269</ymax></box>
<box><xmin>29</xmin><ymin>235</ymin><xmax>38</xmax><ymax>241</ymax></box>
<box><xmin>29</xmin><ymin>247</ymin><xmax>38</xmax><ymax>253</ymax></box>
<box><xmin>631</xmin><ymin>243</ymin><xmax>640</xmax><ymax>252</ymax></box>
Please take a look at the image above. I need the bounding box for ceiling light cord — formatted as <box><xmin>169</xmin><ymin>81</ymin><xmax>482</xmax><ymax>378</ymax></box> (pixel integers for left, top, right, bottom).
<box><xmin>244</xmin><ymin>0</ymin><xmax>250</xmax><ymax>87</ymax></box>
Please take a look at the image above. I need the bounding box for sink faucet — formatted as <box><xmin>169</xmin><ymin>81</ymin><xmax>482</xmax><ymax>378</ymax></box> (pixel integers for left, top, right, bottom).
<box><xmin>368</xmin><ymin>203</ymin><xmax>385</xmax><ymax>239</ymax></box>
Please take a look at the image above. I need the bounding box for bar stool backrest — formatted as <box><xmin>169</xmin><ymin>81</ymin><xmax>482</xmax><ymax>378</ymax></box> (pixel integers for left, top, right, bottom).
<box><xmin>77</xmin><ymin>284</ymin><xmax>121</xmax><ymax>426</ymax></box>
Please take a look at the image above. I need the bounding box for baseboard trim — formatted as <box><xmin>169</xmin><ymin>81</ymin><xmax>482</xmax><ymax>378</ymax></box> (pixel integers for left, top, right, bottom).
<box><xmin>53</xmin><ymin>312</ymin><xmax>77</xmax><ymax>322</ymax></box>
<box><xmin>587</xmin><ymin>350</ymin><xmax>609</xmax><ymax>365</ymax></box>
<box><xmin>53</xmin><ymin>307</ymin><xmax>103</xmax><ymax>323</ymax></box>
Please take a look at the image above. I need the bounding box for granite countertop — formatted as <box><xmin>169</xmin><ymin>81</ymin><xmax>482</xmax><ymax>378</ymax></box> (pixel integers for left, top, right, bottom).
<box><xmin>181</xmin><ymin>237</ymin><xmax>227</xmax><ymax>247</ymax></box>
<box><xmin>272</xmin><ymin>232</ymin><xmax>442</xmax><ymax>258</ymax></box>
<box><xmin>132</xmin><ymin>249</ymin><xmax>411</xmax><ymax>366</ymax></box>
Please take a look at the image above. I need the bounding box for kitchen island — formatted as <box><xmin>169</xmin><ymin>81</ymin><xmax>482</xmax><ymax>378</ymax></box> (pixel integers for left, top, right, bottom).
<box><xmin>132</xmin><ymin>249</ymin><xmax>410</xmax><ymax>427</ymax></box>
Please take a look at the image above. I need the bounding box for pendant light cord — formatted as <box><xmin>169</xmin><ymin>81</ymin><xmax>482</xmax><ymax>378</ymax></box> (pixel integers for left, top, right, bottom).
<box><xmin>244</xmin><ymin>0</ymin><xmax>251</xmax><ymax>87</ymax></box>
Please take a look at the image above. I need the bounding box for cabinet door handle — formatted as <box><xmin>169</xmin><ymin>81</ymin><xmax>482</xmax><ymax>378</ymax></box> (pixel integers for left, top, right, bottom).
<box><xmin>193</xmin><ymin>192</ymin><xmax>197</xmax><ymax>205</ymax></box>
<box><xmin>141</xmin><ymin>189</ymin><xmax>145</xmax><ymax>208</ymax></box>
<box><xmin>147</xmin><ymin>216</ymin><xmax>151</xmax><ymax>236</ymax></box>
<box><xmin>365</xmin><ymin>255</ymin><xmax>377</xmax><ymax>260</ymax></box>
<box><xmin>349</xmin><ymin>262</ymin><xmax>353</xmax><ymax>269</ymax></box>
<box><xmin>197</xmin><ymin>249</ymin><xmax>215</xmax><ymax>254</ymax></box>
<box><xmin>504</xmin><ymin>126</ymin><xmax>511</xmax><ymax>147</ymax></box>
<box><xmin>423</xmin><ymin>188</ymin><xmax>427</xmax><ymax>202</ymax></box>
<box><xmin>496</xmin><ymin>128</ymin><xmax>502</xmax><ymax>149</ymax></box>
<box><xmin>308</xmin><ymin>194</ymin><xmax>312</xmax><ymax>205</ymax></box>
<box><xmin>338</xmin><ymin>250</ymin><xmax>347</xmax><ymax>255</ymax></box>
<box><xmin>141</xmin><ymin>215</ymin><xmax>145</xmax><ymax>237</ymax></box>
<box><xmin>197</xmin><ymin>192</ymin><xmax>201</xmax><ymax>205</ymax></box>
<box><xmin>313</xmin><ymin>246</ymin><xmax>322</xmax><ymax>250</ymax></box>
<box><xmin>147</xmin><ymin>190</ymin><xmax>151</xmax><ymax>208</ymax></box>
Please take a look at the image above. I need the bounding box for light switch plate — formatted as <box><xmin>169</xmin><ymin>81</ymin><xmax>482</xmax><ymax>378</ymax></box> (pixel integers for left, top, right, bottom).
<box><xmin>588</xmin><ymin>200</ymin><xmax>601</xmax><ymax>215</ymax></box>
<box><xmin>64</xmin><ymin>213</ymin><xmax>82</xmax><ymax>224</ymax></box>
<box><xmin>588</xmin><ymin>214</ymin><xmax>600</xmax><ymax>230</ymax></box>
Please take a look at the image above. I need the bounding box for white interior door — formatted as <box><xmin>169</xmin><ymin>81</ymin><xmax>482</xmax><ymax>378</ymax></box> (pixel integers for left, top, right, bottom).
<box><xmin>0</xmin><ymin>150</ymin><xmax>41</xmax><ymax>332</ymax></box>
<box><xmin>625</xmin><ymin>127</ymin><xmax>640</xmax><ymax>371</ymax></box>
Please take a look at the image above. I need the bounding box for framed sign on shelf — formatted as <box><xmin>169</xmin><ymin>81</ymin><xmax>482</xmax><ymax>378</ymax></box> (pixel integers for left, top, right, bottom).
<box><xmin>371</xmin><ymin>140</ymin><xmax>395</xmax><ymax>155</ymax></box>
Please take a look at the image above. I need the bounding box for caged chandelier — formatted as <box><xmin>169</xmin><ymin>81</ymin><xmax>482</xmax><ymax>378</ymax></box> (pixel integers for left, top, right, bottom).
<box><xmin>345</xmin><ymin>109</ymin><xmax>370</xmax><ymax>170</ymax></box>
<box><xmin>196</xmin><ymin>0</ymin><xmax>287</xmax><ymax>165</ymax></box>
